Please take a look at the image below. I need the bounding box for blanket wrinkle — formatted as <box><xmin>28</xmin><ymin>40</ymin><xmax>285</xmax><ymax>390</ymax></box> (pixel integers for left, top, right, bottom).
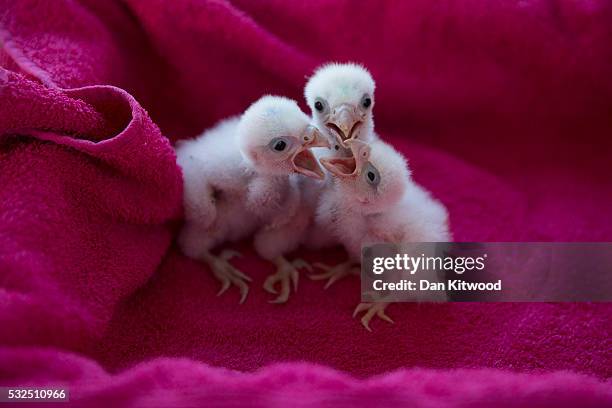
<box><xmin>0</xmin><ymin>70</ymin><xmax>106</xmax><ymax>139</ymax></box>
<box><xmin>1</xmin><ymin>0</ymin><xmax>611</xmax><ymax>405</ymax></box>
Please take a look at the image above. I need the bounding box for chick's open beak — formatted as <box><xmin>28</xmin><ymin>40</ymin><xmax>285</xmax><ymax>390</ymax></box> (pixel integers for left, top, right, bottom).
<box><xmin>291</xmin><ymin>126</ymin><xmax>328</xmax><ymax>180</ymax></box>
<box><xmin>326</xmin><ymin>104</ymin><xmax>363</xmax><ymax>147</ymax></box>
<box><xmin>319</xmin><ymin>139</ymin><xmax>371</xmax><ymax>178</ymax></box>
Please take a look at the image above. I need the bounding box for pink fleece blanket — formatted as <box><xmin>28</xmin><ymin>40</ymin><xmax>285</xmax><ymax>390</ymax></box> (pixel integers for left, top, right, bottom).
<box><xmin>1</xmin><ymin>0</ymin><xmax>611</xmax><ymax>406</ymax></box>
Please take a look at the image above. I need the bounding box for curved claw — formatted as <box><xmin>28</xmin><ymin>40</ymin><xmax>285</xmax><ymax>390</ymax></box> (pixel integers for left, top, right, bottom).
<box><xmin>353</xmin><ymin>302</ymin><xmax>394</xmax><ymax>331</ymax></box>
<box><xmin>217</xmin><ymin>277</ymin><xmax>231</xmax><ymax>296</ymax></box>
<box><xmin>263</xmin><ymin>274</ymin><xmax>278</xmax><ymax>295</ymax></box>
<box><xmin>267</xmin><ymin>271</ymin><xmax>290</xmax><ymax>303</ymax></box>
<box><xmin>290</xmin><ymin>259</ymin><xmax>311</xmax><ymax>292</ymax></box>
<box><xmin>352</xmin><ymin>303</ymin><xmax>366</xmax><ymax>317</ymax></box>
<box><xmin>269</xmin><ymin>289</ymin><xmax>289</xmax><ymax>304</ymax></box>
<box><xmin>237</xmin><ymin>280</ymin><xmax>249</xmax><ymax>304</ymax></box>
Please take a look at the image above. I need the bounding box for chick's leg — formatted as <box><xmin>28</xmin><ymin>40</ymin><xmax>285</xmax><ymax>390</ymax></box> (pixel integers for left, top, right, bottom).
<box><xmin>263</xmin><ymin>256</ymin><xmax>311</xmax><ymax>303</ymax></box>
<box><xmin>254</xmin><ymin>208</ymin><xmax>311</xmax><ymax>303</ymax></box>
<box><xmin>309</xmin><ymin>260</ymin><xmax>359</xmax><ymax>289</ymax></box>
<box><xmin>203</xmin><ymin>250</ymin><xmax>251</xmax><ymax>304</ymax></box>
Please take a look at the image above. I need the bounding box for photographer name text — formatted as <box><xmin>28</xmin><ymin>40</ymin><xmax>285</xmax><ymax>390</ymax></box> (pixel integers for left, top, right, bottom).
<box><xmin>372</xmin><ymin>279</ymin><xmax>502</xmax><ymax>291</ymax></box>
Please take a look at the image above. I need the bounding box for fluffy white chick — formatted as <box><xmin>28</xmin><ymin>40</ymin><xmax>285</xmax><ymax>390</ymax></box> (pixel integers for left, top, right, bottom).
<box><xmin>304</xmin><ymin>63</ymin><xmax>377</xmax><ymax>154</ymax></box>
<box><xmin>176</xmin><ymin>96</ymin><xmax>327</xmax><ymax>304</ymax></box>
<box><xmin>237</xmin><ymin>96</ymin><xmax>329</xmax><ymax>303</ymax></box>
<box><xmin>298</xmin><ymin>62</ymin><xmax>380</xmax><ymax>264</ymax></box>
<box><xmin>316</xmin><ymin>139</ymin><xmax>451</xmax><ymax>330</ymax></box>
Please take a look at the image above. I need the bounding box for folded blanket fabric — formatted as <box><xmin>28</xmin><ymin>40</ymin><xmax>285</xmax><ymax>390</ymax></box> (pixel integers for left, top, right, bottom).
<box><xmin>0</xmin><ymin>67</ymin><xmax>183</xmax><ymax>350</ymax></box>
<box><xmin>0</xmin><ymin>0</ymin><xmax>611</xmax><ymax>405</ymax></box>
<box><xmin>1</xmin><ymin>349</ymin><xmax>611</xmax><ymax>407</ymax></box>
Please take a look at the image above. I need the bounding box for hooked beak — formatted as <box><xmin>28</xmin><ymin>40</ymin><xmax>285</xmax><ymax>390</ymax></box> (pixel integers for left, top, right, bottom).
<box><xmin>319</xmin><ymin>138</ymin><xmax>371</xmax><ymax>178</ymax></box>
<box><xmin>325</xmin><ymin>104</ymin><xmax>364</xmax><ymax>147</ymax></box>
<box><xmin>291</xmin><ymin>126</ymin><xmax>328</xmax><ymax>180</ymax></box>
<box><xmin>303</xmin><ymin>125</ymin><xmax>331</xmax><ymax>148</ymax></box>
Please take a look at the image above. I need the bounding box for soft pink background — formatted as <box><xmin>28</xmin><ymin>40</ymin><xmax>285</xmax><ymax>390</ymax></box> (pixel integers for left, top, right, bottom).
<box><xmin>1</xmin><ymin>0</ymin><xmax>611</xmax><ymax>405</ymax></box>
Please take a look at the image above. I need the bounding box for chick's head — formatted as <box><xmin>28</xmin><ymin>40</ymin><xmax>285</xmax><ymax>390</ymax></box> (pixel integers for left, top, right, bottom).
<box><xmin>320</xmin><ymin>139</ymin><xmax>409</xmax><ymax>214</ymax></box>
<box><xmin>304</xmin><ymin>63</ymin><xmax>375</xmax><ymax>150</ymax></box>
<box><xmin>238</xmin><ymin>96</ymin><xmax>329</xmax><ymax>179</ymax></box>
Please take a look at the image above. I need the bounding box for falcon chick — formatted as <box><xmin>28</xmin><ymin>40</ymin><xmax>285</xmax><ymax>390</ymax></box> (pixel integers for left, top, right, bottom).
<box><xmin>176</xmin><ymin>96</ymin><xmax>327</xmax><ymax>304</ymax></box>
<box><xmin>304</xmin><ymin>63</ymin><xmax>377</xmax><ymax>154</ymax></box>
<box><xmin>316</xmin><ymin>139</ymin><xmax>451</xmax><ymax>330</ymax></box>
<box><xmin>237</xmin><ymin>96</ymin><xmax>329</xmax><ymax>303</ymax></box>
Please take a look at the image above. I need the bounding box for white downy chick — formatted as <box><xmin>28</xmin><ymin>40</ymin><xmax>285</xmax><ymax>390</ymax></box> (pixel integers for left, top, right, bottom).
<box><xmin>176</xmin><ymin>117</ymin><xmax>255</xmax><ymax>304</ymax></box>
<box><xmin>304</xmin><ymin>62</ymin><xmax>377</xmax><ymax>154</ymax></box>
<box><xmin>237</xmin><ymin>96</ymin><xmax>329</xmax><ymax>303</ymax></box>
<box><xmin>297</xmin><ymin>63</ymin><xmax>379</xmax><ymax>256</ymax></box>
<box><xmin>316</xmin><ymin>139</ymin><xmax>451</xmax><ymax>330</ymax></box>
<box><xmin>176</xmin><ymin>96</ymin><xmax>327</xmax><ymax>304</ymax></box>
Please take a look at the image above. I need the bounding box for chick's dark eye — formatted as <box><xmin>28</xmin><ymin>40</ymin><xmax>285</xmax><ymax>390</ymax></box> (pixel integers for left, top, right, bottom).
<box><xmin>274</xmin><ymin>140</ymin><xmax>287</xmax><ymax>151</ymax></box>
<box><xmin>314</xmin><ymin>101</ymin><xmax>324</xmax><ymax>112</ymax></box>
<box><xmin>363</xmin><ymin>163</ymin><xmax>380</xmax><ymax>186</ymax></box>
<box><xmin>363</xmin><ymin>97</ymin><xmax>372</xmax><ymax>108</ymax></box>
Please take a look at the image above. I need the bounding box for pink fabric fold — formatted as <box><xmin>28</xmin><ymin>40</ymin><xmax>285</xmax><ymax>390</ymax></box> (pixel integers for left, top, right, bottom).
<box><xmin>0</xmin><ymin>67</ymin><xmax>182</xmax><ymax>351</ymax></box>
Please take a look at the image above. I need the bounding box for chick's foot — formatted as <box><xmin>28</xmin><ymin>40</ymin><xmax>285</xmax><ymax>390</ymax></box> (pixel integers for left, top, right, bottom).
<box><xmin>264</xmin><ymin>257</ymin><xmax>311</xmax><ymax>303</ymax></box>
<box><xmin>204</xmin><ymin>250</ymin><xmax>251</xmax><ymax>304</ymax></box>
<box><xmin>353</xmin><ymin>302</ymin><xmax>394</xmax><ymax>332</ymax></box>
